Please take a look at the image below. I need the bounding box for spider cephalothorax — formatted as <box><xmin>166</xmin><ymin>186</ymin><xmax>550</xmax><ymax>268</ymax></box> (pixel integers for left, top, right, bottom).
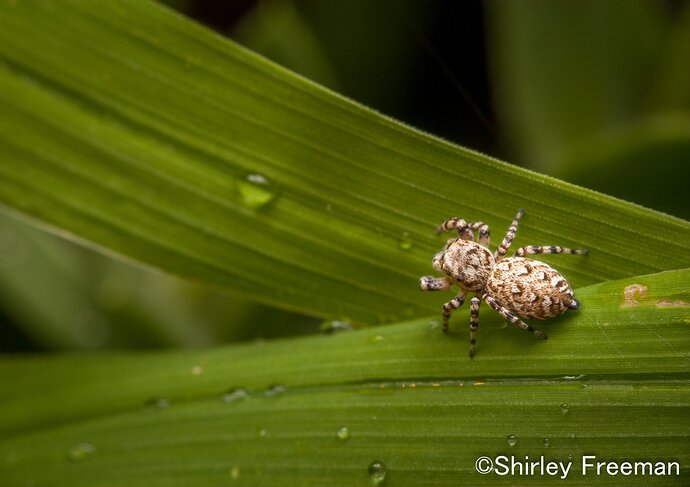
<box><xmin>419</xmin><ymin>209</ymin><xmax>588</xmax><ymax>357</ymax></box>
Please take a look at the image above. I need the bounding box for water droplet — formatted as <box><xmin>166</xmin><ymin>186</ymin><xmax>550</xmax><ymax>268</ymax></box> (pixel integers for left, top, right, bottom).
<box><xmin>230</xmin><ymin>466</ymin><xmax>240</xmax><ymax>479</ymax></box>
<box><xmin>336</xmin><ymin>426</ymin><xmax>350</xmax><ymax>440</ymax></box>
<box><xmin>368</xmin><ymin>461</ymin><xmax>387</xmax><ymax>485</ymax></box>
<box><xmin>506</xmin><ymin>434</ymin><xmax>518</xmax><ymax>447</ymax></box>
<box><xmin>247</xmin><ymin>173</ymin><xmax>268</xmax><ymax>184</ymax></box>
<box><xmin>145</xmin><ymin>397</ymin><xmax>170</xmax><ymax>409</ymax></box>
<box><xmin>563</xmin><ymin>374</ymin><xmax>585</xmax><ymax>381</ymax></box>
<box><xmin>543</xmin><ymin>438</ymin><xmax>550</xmax><ymax>448</ymax></box>
<box><xmin>368</xmin><ymin>334</ymin><xmax>384</xmax><ymax>343</ymax></box>
<box><xmin>264</xmin><ymin>384</ymin><xmax>287</xmax><ymax>397</ymax></box>
<box><xmin>560</xmin><ymin>403</ymin><xmax>569</xmax><ymax>414</ymax></box>
<box><xmin>68</xmin><ymin>443</ymin><xmax>96</xmax><ymax>461</ymax></box>
<box><xmin>320</xmin><ymin>320</ymin><xmax>353</xmax><ymax>334</ymax></box>
<box><xmin>223</xmin><ymin>388</ymin><xmax>249</xmax><ymax>403</ymax></box>
<box><xmin>258</xmin><ymin>428</ymin><xmax>267</xmax><ymax>437</ymax></box>
<box><xmin>238</xmin><ymin>173</ymin><xmax>276</xmax><ymax>209</ymax></box>
<box><xmin>399</xmin><ymin>233</ymin><xmax>412</xmax><ymax>251</ymax></box>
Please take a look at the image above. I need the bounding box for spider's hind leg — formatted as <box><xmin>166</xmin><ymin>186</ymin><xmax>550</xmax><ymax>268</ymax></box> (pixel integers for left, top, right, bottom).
<box><xmin>514</xmin><ymin>245</ymin><xmax>589</xmax><ymax>257</ymax></box>
<box><xmin>482</xmin><ymin>293</ymin><xmax>547</xmax><ymax>339</ymax></box>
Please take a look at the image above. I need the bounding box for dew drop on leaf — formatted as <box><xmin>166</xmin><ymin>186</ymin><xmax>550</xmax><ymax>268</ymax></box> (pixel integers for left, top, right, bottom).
<box><xmin>368</xmin><ymin>461</ymin><xmax>387</xmax><ymax>485</ymax></box>
<box><xmin>145</xmin><ymin>397</ymin><xmax>170</xmax><ymax>410</ymax></box>
<box><xmin>398</xmin><ymin>233</ymin><xmax>412</xmax><ymax>250</ymax></box>
<box><xmin>320</xmin><ymin>320</ymin><xmax>353</xmax><ymax>334</ymax></box>
<box><xmin>336</xmin><ymin>426</ymin><xmax>350</xmax><ymax>440</ymax></box>
<box><xmin>238</xmin><ymin>173</ymin><xmax>276</xmax><ymax>209</ymax></box>
<box><xmin>368</xmin><ymin>334</ymin><xmax>384</xmax><ymax>343</ymax></box>
<box><xmin>223</xmin><ymin>388</ymin><xmax>249</xmax><ymax>403</ymax></box>
<box><xmin>68</xmin><ymin>443</ymin><xmax>96</xmax><ymax>461</ymax></box>
<box><xmin>264</xmin><ymin>384</ymin><xmax>287</xmax><ymax>397</ymax></box>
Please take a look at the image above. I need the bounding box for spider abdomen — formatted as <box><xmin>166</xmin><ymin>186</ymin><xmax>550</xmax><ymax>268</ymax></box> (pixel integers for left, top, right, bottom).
<box><xmin>486</xmin><ymin>257</ymin><xmax>575</xmax><ymax>320</ymax></box>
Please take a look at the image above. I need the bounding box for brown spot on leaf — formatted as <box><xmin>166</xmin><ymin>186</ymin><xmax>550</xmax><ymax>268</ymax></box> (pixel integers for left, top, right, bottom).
<box><xmin>656</xmin><ymin>300</ymin><xmax>690</xmax><ymax>308</ymax></box>
<box><xmin>623</xmin><ymin>284</ymin><xmax>648</xmax><ymax>306</ymax></box>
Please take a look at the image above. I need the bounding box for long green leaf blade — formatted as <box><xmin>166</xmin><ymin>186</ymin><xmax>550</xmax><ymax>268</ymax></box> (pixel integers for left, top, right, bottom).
<box><xmin>1</xmin><ymin>269</ymin><xmax>689</xmax><ymax>485</ymax></box>
<box><xmin>0</xmin><ymin>0</ymin><xmax>689</xmax><ymax>326</ymax></box>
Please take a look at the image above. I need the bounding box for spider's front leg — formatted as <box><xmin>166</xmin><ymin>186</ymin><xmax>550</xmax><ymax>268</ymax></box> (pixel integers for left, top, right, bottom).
<box><xmin>436</xmin><ymin>218</ymin><xmax>473</xmax><ymax>240</ymax></box>
<box><xmin>419</xmin><ymin>276</ymin><xmax>453</xmax><ymax>291</ymax></box>
<box><xmin>473</xmin><ymin>223</ymin><xmax>490</xmax><ymax>247</ymax></box>
<box><xmin>469</xmin><ymin>296</ymin><xmax>481</xmax><ymax>357</ymax></box>
<box><xmin>482</xmin><ymin>293</ymin><xmax>547</xmax><ymax>339</ymax></box>
<box><xmin>442</xmin><ymin>293</ymin><xmax>466</xmax><ymax>333</ymax></box>
<box><xmin>436</xmin><ymin>218</ymin><xmax>491</xmax><ymax>246</ymax></box>
<box><xmin>418</xmin><ymin>277</ymin><xmax>466</xmax><ymax>332</ymax></box>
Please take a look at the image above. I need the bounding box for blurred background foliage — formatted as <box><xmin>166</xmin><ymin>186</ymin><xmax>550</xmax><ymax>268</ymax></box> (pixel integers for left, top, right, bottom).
<box><xmin>2</xmin><ymin>0</ymin><xmax>688</xmax><ymax>352</ymax></box>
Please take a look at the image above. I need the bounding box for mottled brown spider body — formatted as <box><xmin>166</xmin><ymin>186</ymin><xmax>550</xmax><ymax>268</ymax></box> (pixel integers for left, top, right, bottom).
<box><xmin>487</xmin><ymin>257</ymin><xmax>575</xmax><ymax>320</ymax></box>
<box><xmin>420</xmin><ymin>209</ymin><xmax>588</xmax><ymax>357</ymax></box>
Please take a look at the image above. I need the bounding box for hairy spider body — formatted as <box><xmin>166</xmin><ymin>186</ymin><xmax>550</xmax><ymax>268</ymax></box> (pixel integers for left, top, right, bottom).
<box><xmin>487</xmin><ymin>257</ymin><xmax>576</xmax><ymax>320</ymax></box>
<box><xmin>419</xmin><ymin>209</ymin><xmax>588</xmax><ymax>357</ymax></box>
<box><xmin>432</xmin><ymin>239</ymin><xmax>492</xmax><ymax>291</ymax></box>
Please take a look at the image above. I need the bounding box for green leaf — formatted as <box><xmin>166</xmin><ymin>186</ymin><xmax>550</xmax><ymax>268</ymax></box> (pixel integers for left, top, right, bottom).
<box><xmin>1</xmin><ymin>2</ymin><xmax>688</xmax><ymax>485</ymax></box>
<box><xmin>1</xmin><ymin>269</ymin><xmax>689</xmax><ymax>485</ymax></box>
<box><xmin>0</xmin><ymin>0</ymin><xmax>689</xmax><ymax>327</ymax></box>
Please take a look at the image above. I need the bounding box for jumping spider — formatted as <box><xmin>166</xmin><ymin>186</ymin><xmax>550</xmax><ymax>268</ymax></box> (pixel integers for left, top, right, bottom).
<box><xmin>419</xmin><ymin>209</ymin><xmax>588</xmax><ymax>357</ymax></box>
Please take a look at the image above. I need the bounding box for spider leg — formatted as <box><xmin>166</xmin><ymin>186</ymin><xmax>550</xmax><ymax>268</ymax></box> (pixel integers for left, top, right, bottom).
<box><xmin>442</xmin><ymin>292</ymin><xmax>466</xmax><ymax>332</ymax></box>
<box><xmin>436</xmin><ymin>218</ymin><xmax>473</xmax><ymax>240</ymax></box>
<box><xmin>514</xmin><ymin>245</ymin><xmax>589</xmax><ymax>257</ymax></box>
<box><xmin>494</xmin><ymin>208</ymin><xmax>524</xmax><ymax>260</ymax></box>
<box><xmin>469</xmin><ymin>296</ymin><xmax>481</xmax><ymax>357</ymax></box>
<box><xmin>419</xmin><ymin>276</ymin><xmax>453</xmax><ymax>291</ymax></box>
<box><xmin>482</xmin><ymin>293</ymin><xmax>547</xmax><ymax>339</ymax></box>
<box><xmin>436</xmin><ymin>219</ymin><xmax>490</xmax><ymax>246</ymax></box>
<box><xmin>470</xmin><ymin>222</ymin><xmax>490</xmax><ymax>248</ymax></box>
